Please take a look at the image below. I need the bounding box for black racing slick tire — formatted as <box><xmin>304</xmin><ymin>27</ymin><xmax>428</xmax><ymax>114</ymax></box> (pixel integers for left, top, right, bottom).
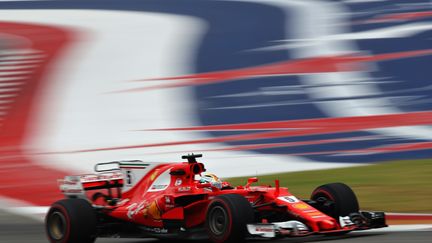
<box><xmin>45</xmin><ymin>198</ymin><xmax>97</xmax><ymax>243</ymax></box>
<box><xmin>205</xmin><ymin>194</ymin><xmax>254</xmax><ymax>243</ymax></box>
<box><xmin>311</xmin><ymin>182</ymin><xmax>360</xmax><ymax>219</ymax></box>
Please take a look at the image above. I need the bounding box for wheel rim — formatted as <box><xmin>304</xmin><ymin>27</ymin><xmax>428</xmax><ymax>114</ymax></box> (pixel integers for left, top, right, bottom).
<box><xmin>317</xmin><ymin>195</ymin><xmax>334</xmax><ymax>206</ymax></box>
<box><xmin>209</xmin><ymin>205</ymin><xmax>229</xmax><ymax>236</ymax></box>
<box><xmin>48</xmin><ymin>211</ymin><xmax>67</xmax><ymax>240</ymax></box>
<box><xmin>314</xmin><ymin>193</ymin><xmax>337</xmax><ymax>217</ymax></box>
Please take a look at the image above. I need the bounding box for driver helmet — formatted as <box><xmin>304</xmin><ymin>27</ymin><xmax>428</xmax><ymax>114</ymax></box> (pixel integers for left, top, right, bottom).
<box><xmin>199</xmin><ymin>173</ymin><xmax>222</xmax><ymax>189</ymax></box>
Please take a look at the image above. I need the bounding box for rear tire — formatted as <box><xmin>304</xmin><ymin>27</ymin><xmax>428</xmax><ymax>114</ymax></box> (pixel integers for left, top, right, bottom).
<box><xmin>311</xmin><ymin>183</ymin><xmax>359</xmax><ymax>219</ymax></box>
<box><xmin>45</xmin><ymin>198</ymin><xmax>97</xmax><ymax>243</ymax></box>
<box><xmin>205</xmin><ymin>194</ymin><xmax>254</xmax><ymax>243</ymax></box>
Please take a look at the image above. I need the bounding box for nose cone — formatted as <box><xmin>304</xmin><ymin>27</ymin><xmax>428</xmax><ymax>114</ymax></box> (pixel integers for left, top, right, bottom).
<box><xmin>319</xmin><ymin>219</ymin><xmax>336</xmax><ymax>230</ymax></box>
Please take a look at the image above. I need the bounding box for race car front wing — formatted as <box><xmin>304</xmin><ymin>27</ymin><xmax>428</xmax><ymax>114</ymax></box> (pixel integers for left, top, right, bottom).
<box><xmin>247</xmin><ymin>211</ymin><xmax>387</xmax><ymax>238</ymax></box>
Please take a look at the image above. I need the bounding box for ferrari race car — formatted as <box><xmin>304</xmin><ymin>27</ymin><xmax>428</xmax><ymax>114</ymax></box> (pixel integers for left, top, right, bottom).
<box><xmin>45</xmin><ymin>154</ymin><xmax>386</xmax><ymax>243</ymax></box>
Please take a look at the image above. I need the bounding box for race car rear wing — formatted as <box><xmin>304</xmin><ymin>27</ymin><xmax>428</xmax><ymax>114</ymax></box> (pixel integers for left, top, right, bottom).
<box><xmin>58</xmin><ymin>172</ymin><xmax>124</xmax><ymax>199</ymax></box>
<box><xmin>58</xmin><ymin>160</ymin><xmax>156</xmax><ymax>199</ymax></box>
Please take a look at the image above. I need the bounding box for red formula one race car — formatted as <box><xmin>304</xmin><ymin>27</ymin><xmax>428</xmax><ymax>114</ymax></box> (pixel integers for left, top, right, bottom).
<box><xmin>45</xmin><ymin>154</ymin><xmax>386</xmax><ymax>243</ymax></box>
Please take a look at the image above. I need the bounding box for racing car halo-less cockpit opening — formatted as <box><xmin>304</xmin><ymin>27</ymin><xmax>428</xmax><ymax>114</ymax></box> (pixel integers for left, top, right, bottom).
<box><xmin>199</xmin><ymin>173</ymin><xmax>223</xmax><ymax>189</ymax></box>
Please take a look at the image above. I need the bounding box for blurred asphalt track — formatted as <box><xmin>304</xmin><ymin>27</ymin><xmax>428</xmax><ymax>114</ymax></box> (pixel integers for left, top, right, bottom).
<box><xmin>2</xmin><ymin>209</ymin><xmax>432</xmax><ymax>243</ymax></box>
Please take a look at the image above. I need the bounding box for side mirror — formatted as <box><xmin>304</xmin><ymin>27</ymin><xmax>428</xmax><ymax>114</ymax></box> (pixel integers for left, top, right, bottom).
<box><xmin>246</xmin><ymin>177</ymin><xmax>258</xmax><ymax>188</ymax></box>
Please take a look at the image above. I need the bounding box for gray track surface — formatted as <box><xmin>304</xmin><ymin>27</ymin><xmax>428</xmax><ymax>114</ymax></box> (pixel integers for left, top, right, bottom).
<box><xmin>1</xmin><ymin>210</ymin><xmax>431</xmax><ymax>243</ymax></box>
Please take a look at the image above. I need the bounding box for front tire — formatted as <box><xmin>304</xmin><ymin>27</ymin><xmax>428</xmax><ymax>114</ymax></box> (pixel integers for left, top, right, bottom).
<box><xmin>45</xmin><ymin>199</ymin><xmax>97</xmax><ymax>243</ymax></box>
<box><xmin>311</xmin><ymin>182</ymin><xmax>359</xmax><ymax>219</ymax></box>
<box><xmin>205</xmin><ymin>194</ymin><xmax>254</xmax><ymax>243</ymax></box>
